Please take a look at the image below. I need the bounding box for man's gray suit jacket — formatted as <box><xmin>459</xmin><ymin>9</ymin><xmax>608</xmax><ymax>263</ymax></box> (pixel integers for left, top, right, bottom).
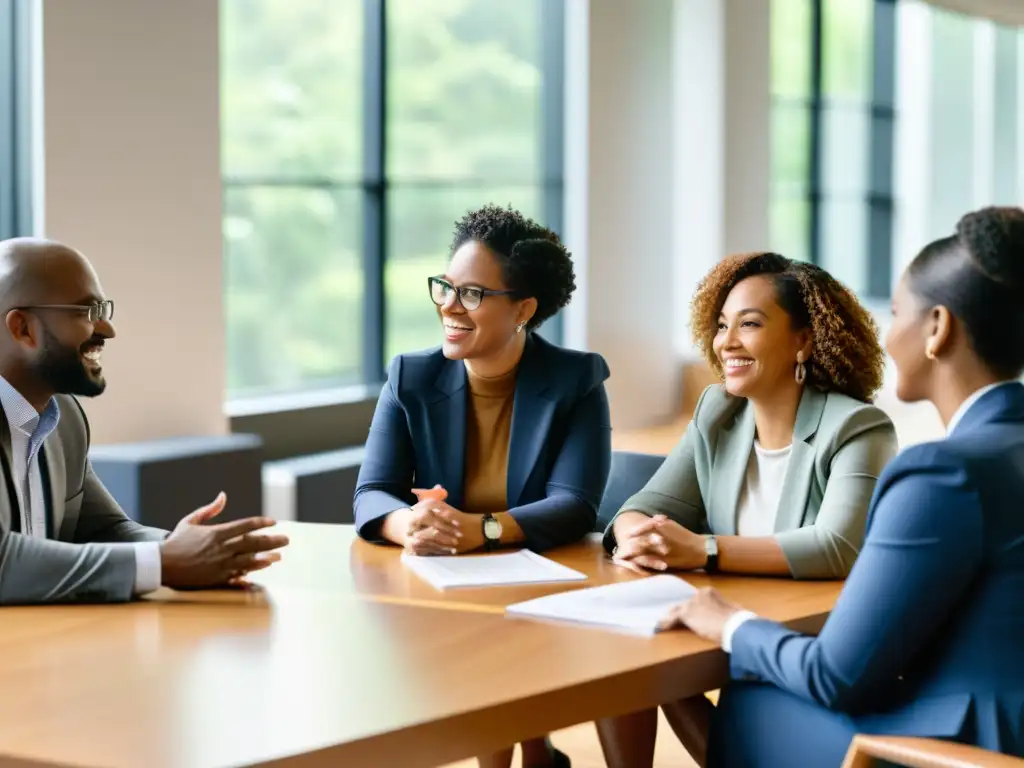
<box><xmin>0</xmin><ymin>395</ymin><xmax>167</xmax><ymax>604</ymax></box>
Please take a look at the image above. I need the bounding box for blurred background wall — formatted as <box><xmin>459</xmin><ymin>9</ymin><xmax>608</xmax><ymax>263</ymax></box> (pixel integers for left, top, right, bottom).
<box><xmin>3</xmin><ymin>0</ymin><xmax>1023</xmax><ymax>453</ymax></box>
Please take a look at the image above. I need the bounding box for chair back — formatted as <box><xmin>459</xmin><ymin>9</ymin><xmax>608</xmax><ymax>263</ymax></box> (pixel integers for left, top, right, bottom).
<box><xmin>596</xmin><ymin>450</ymin><xmax>665</xmax><ymax>531</ymax></box>
<box><xmin>841</xmin><ymin>734</ymin><xmax>1024</xmax><ymax>768</ymax></box>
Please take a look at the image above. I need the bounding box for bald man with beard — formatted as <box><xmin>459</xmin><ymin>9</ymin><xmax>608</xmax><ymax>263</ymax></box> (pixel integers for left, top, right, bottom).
<box><xmin>0</xmin><ymin>237</ymin><xmax>288</xmax><ymax>603</ymax></box>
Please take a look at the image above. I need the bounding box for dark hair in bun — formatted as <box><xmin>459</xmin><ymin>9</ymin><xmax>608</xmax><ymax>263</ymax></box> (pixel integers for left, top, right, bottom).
<box><xmin>451</xmin><ymin>204</ymin><xmax>576</xmax><ymax>330</ymax></box>
<box><xmin>956</xmin><ymin>206</ymin><xmax>1024</xmax><ymax>288</ymax></box>
<box><xmin>907</xmin><ymin>206</ymin><xmax>1024</xmax><ymax>378</ymax></box>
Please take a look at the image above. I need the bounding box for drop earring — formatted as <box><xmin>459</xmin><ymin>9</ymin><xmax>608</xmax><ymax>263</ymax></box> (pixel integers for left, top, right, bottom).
<box><xmin>515</xmin><ymin>322</ymin><xmax>524</xmax><ymax>334</ymax></box>
<box><xmin>795</xmin><ymin>351</ymin><xmax>806</xmax><ymax>384</ymax></box>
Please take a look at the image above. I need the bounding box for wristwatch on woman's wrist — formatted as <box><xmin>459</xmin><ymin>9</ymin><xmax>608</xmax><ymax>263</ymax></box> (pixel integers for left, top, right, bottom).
<box><xmin>482</xmin><ymin>513</ymin><xmax>502</xmax><ymax>551</ymax></box>
<box><xmin>703</xmin><ymin>534</ymin><xmax>719</xmax><ymax>572</ymax></box>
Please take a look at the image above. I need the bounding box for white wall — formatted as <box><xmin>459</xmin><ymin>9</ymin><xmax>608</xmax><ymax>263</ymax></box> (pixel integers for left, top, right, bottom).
<box><xmin>37</xmin><ymin>0</ymin><xmax>225</xmax><ymax>445</ymax></box>
<box><xmin>563</xmin><ymin>0</ymin><xmax>677</xmax><ymax>430</ymax></box>
<box><xmin>673</xmin><ymin>0</ymin><xmax>772</xmax><ymax>337</ymax></box>
<box><xmin>564</xmin><ymin>0</ymin><xmax>772</xmax><ymax>430</ymax></box>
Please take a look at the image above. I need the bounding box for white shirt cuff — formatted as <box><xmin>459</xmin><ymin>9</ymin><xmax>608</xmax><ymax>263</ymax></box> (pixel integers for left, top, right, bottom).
<box><xmin>721</xmin><ymin>610</ymin><xmax>758</xmax><ymax>653</ymax></box>
<box><xmin>132</xmin><ymin>542</ymin><xmax>162</xmax><ymax>595</ymax></box>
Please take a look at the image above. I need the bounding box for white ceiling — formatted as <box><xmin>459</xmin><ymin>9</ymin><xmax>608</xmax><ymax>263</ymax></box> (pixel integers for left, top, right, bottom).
<box><xmin>920</xmin><ymin>0</ymin><xmax>1024</xmax><ymax>27</ymax></box>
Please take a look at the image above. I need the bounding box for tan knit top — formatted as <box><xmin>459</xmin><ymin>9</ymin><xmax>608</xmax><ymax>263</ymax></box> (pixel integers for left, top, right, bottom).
<box><xmin>462</xmin><ymin>365</ymin><xmax>517</xmax><ymax>514</ymax></box>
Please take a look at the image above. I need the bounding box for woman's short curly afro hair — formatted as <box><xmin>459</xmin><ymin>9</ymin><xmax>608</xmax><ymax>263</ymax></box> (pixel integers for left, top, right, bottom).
<box><xmin>690</xmin><ymin>252</ymin><xmax>885</xmax><ymax>403</ymax></box>
<box><xmin>451</xmin><ymin>204</ymin><xmax>576</xmax><ymax>330</ymax></box>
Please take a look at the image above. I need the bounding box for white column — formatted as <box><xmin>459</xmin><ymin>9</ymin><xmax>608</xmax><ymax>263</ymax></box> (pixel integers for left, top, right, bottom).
<box><xmin>562</xmin><ymin>0</ymin><xmax>590</xmax><ymax>356</ymax></box>
<box><xmin>721</xmin><ymin>0</ymin><xmax>772</xmax><ymax>257</ymax></box>
<box><xmin>972</xmin><ymin>21</ymin><xmax>997</xmax><ymax>207</ymax></box>
<box><xmin>1018</xmin><ymin>33</ymin><xmax>1024</xmax><ymax>202</ymax></box>
<box><xmin>563</xmin><ymin>0</ymin><xmax>677</xmax><ymax>429</ymax></box>
<box><xmin>564</xmin><ymin>0</ymin><xmax>773</xmax><ymax>428</ymax></box>
<box><xmin>672</xmin><ymin>0</ymin><xmax>724</xmax><ymax>356</ymax></box>
<box><xmin>36</xmin><ymin>0</ymin><xmax>225</xmax><ymax>444</ymax></box>
<box><xmin>673</xmin><ymin>0</ymin><xmax>771</xmax><ymax>349</ymax></box>
<box><xmin>991</xmin><ymin>26</ymin><xmax>1020</xmax><ymax>205</ymax></box>
<box><xmin>893</xmin><ymin>0</ymin><xmax>935</xmax><ymax>272</ymax></box>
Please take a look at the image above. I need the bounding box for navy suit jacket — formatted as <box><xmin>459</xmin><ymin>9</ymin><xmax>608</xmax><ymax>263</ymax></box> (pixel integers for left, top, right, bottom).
<box><xmin>353</xmin><ymin>334</ymin><xmax>612</xmax><ymax>551</ymax></box>
<box><xmin>729</xmin><ymin>382</ymin><xmax>1024</xmax><ymax>755</ymax></box>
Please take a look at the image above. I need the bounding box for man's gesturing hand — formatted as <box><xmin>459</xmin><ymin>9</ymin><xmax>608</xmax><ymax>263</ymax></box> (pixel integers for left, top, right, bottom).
<box><xmin>159</xmin><ymin>492</ymin><xmax>290</xmax><ymax>588</ymax></box>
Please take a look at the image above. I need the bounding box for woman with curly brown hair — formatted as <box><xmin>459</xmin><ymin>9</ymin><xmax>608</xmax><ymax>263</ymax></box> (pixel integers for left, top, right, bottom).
<box><xmin>596</xmin><ymin>252</ymin><xmax>898</xmax><ymax>768</ymax></box>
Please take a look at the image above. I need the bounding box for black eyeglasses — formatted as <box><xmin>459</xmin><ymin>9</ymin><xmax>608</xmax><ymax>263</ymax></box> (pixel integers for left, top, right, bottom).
<box><xmin>15</xmin><ymin>300</ymin><xmax>115</xmax><ymax>323</ymax></box>
<box><xmin>427</xmin><ymin>277</ymin><xmax>516</xmax><ymax>311</ymax></box>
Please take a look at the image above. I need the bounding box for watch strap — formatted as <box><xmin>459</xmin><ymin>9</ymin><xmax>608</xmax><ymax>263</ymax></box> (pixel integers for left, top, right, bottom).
<box><xmin>482</xmin><ymin>514</ymin><xmax>498</xmax><ymax>552</ymax></box>
<box><xmin>703</xmin><ymin>534</ymin><xmax>719</xmax><ymax>573</ymax></box>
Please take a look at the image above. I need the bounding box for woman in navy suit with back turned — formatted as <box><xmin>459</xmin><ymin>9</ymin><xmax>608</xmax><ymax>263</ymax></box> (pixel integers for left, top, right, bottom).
<box><xmin>659</xmin><ymin>206</ymin><xmax>1024</xmax><ymax>765</ymax></box>
<box><xmin>354</xmin><ymin>204</ymin><xmax>611</xmax><ymax>768</ymax></box>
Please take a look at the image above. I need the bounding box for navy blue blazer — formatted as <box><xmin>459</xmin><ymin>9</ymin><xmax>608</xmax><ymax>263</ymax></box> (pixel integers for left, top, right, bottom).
<box><xmin>353</xmin><ymin>334</ymin><xmax>612</xmax><ymax>551</ymax></box>
<box><xmin>721</xmin><ymin>382</ymin><xmax>1024</xmax><ymax>763</ymax></box>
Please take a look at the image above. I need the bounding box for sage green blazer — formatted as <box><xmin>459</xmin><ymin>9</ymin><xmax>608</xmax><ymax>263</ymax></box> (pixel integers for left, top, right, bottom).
<box><xmin>603</xmin><ymin>384</ymin><xmax>898</xmax><ymax>579</ymax></box>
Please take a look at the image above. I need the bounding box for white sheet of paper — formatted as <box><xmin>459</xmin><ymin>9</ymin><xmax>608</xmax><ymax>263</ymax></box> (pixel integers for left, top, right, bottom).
<box><xmin>504</xmin><ymin>574</ymin><xmax>697</xmax><ymax>636</ymax></box>
<box><xmin>401</xmin><ymin>550</ymin><xmax>588</xmax><ymax>590</ymax></box>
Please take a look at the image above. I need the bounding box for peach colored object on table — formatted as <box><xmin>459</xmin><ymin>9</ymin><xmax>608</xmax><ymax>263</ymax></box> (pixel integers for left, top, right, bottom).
<box><xmin>412</xmin><ymin>485</ymin><xmax>448</xmax><ymax>503</ymax></box>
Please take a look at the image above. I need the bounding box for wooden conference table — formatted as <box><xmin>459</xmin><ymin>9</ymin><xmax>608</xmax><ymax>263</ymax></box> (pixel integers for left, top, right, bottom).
<box><xmin>0</xmin><ymin>523</ymin><xmax>843</xmax><ymax>768</ymax></box>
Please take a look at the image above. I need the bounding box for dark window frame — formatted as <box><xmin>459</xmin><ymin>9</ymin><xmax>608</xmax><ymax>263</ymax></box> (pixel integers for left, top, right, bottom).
<box><xmin>782</xmin><ymin>0</ymin><xmax>897</xmax><ymax>298</ymax></box>
<box><xmin>225</xmin><ymin>0</ymin><xmax>567</xmax><ymax>456</ymax></box>
<box><xmin>0</xmin><ymin>0</ymin><xmax>32</xmax><ymax>241</ymax></box>
<box><xmin>866</xmin><ymin>0</ymin><xmax>897</xmax><ymax>298</ymax></box>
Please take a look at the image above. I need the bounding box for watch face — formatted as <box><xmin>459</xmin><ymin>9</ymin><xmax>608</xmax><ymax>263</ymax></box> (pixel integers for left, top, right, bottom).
<box><xmin>483</xmin><ymin>517</ymin><xmax>502</xmax><ymax>540</ymax></box>
<box><xmin>704</xmin><ymin>535</ymin><xmax>718</xmax><ymax>555</ymax></box>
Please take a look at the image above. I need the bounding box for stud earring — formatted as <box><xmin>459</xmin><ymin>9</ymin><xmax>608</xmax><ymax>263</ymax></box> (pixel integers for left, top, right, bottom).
<box><xmin>795</xmin><ymin>351</ymin><xmax>806</xmax><ymax>384</ymax></box>
<box><xmin>515</xmin><ymin>323</ymin><xmax>524</xmax><ymax>334</ymax></box>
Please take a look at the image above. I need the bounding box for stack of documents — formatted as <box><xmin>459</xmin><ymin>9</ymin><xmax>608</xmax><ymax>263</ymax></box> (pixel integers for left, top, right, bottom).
<box><xmin>401</xmin><ymin>550</ymin><xmax>588</xmax><ymax>590</ymax></box>
<box><xmin>505</xmin><ymin>574</ymin><xmax>697</xmax><ymax>635</ymax></box>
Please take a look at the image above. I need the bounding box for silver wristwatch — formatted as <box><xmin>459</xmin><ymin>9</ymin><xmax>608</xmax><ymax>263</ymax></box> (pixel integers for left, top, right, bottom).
<box><xmin>703</xmin><ymin>534</ymin><xmax>719</xmax><ymax>572</ymax></box>
<box><xmin>482</xmin><ymin>513</ymin><xmax>502</xmax><ymax>551</ymax></box>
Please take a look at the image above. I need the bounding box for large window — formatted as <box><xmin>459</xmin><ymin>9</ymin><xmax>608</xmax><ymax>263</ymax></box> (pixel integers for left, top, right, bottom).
<box><xmin>772</xmin><ymin>0</ymin><xmax>1024</xmax><ymax>299</ymax></box>
<box><xmin>221</xmin><ymin>0</ymin><xmax>564</xmax><ymax>400</ymax></box>
<box><xmin>0</xmin><ymin>0</ymin><xmax>31</xmax><ymax>241</ymax></box>
<box><xmin>769</xmin><ymin>0</ymin><xmax>896</xmax><ymax>297</ymax></box>
<box><xmin>917</xmin><ymin>7</ymin><xmax>1023</xmax><ymax>242</ymax></box>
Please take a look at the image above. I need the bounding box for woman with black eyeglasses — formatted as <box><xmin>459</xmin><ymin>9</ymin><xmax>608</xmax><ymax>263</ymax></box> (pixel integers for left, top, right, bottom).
<box><xmin>353</xmin><ymin>203</ymin><xmax>609</xmax><ymax>768</ymax></box>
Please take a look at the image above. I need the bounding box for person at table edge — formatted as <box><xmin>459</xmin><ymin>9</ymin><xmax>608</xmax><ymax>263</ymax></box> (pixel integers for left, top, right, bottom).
<box><xmin>353</xmin><ymin>203</ymin><xmax>611</xmax><ymax>558</ymax></box>
<box><xmin>595</xmin><ymin>251</ymin><xmax>898</xmax><ymax>767</ymax></box>
<box><xmin>0</xmin><ymin>237</ymin><xmax>289</xmax><ymax>605</ymax></box>
<box><xmin>353</xmin><ymin>204</ymin><xmax>610</xmax><ymax>768</ymax></box>
<box><xmin>663</xmin><ymin>205</ymin><xmax>1024</xmax><ymax>764</ymax></box>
